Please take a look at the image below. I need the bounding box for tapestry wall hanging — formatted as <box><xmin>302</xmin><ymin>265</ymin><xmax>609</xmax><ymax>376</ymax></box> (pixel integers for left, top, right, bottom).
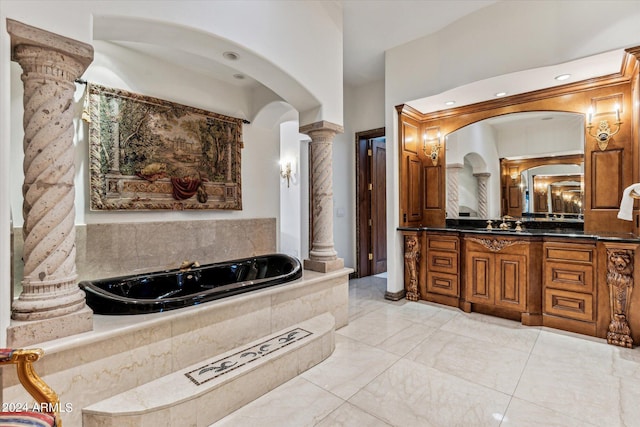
<box><xmin>88</xmin><ymin>83</ymin><xmax>243</xmax><ymax>210</ymax></box>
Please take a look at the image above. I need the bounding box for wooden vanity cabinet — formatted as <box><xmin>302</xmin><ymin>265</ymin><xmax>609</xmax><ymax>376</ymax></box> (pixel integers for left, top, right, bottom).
<box><xmin>542</xmin><ymin>240</ymin><xmax>597</xmax><ymax>336</ymax></box>
<box><xmin>423</xmin><ymin>233</ymin><xmax>460</xmax><ymax>307</ymax></box>
<box><xmin>463</xmin><ymin>236</ymin><xmax>542</xmax><ymax>324</ymax></box>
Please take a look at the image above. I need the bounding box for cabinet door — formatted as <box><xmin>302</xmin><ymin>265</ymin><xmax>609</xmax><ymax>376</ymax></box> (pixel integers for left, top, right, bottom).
<box><xmin>495</xmin><ymin>253</ymin><xmax>527</xmax><ymax>311</ymax></box>
<box><xmin>466</xmin><ymin>251</ymin><xmax>493</xmax><ymax>304</ymax></box>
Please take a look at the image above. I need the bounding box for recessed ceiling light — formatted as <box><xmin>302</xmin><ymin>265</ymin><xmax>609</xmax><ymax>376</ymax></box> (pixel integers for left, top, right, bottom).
<box><xmin>233</xmin><ymin>73</ymin><xmax>245</xmax><ymax>80</ymax></box>
<box><xmin>495</xmin><ymin>92</ymin><xmax>507</xmax><ymax>97</ymax></box>
<box><xmin>555</xmin><ymin>74</ymin><xmax>571</xmax><ymax>81</ymax></box>
<box><xmin>445</xmin><ymin>101</ymin><xmax>455</xmax><ymax>106</ymax></box>
<box><xmin>223</xmin><ymin>51</ymin><xmax>240</xmax><ymax>61</ymax></box>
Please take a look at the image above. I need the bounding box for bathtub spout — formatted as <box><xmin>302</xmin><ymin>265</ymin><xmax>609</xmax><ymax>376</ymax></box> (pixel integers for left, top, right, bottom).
<box><xmin>179</xmin><ymin>260</ymin><xmax>200</xmax><ymax>271</ymax></box>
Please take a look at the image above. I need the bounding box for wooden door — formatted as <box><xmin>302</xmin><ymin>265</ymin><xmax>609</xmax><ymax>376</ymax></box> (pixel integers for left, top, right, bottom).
<box><xmin>371</xmin><ymin>139</ymin><xmax>387</xmax><ymax>274</ymax></box>
<box><xmin>495</xmin><ymin>253</ymin><xmax>527</xmax><ymax>311</ymax></box>
<box><xmin>355</xmin><ymin>128</ymin><xmax>386</xmax><ymax>277</ymax></box>
<box><xmin>466</xmin><ymin>251</ymin><xmax>493</xmax><ymax>304</ymax></box>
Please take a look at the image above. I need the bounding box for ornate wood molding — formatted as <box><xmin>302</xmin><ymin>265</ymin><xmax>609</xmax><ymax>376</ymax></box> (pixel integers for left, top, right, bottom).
<box><xmin>403</xmin><ymin>235</ymin><xmax>420</xmax><ymax>301</ymax></box>
<box><xmin>606</xmin><ymin>247</ymin><xmax>634</xmax><ymax>348</ymax></box>
<box><xmin>467</xmin><ymin>237</ymin><xmax>527</xmax><ymax>252</ymax></box>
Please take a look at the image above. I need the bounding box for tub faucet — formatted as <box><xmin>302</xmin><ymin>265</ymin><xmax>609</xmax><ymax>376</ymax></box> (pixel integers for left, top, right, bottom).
<box><xmin>179</xmin><ymin>260</ymin><xmax>200</xmax><ymax>271</ymax></box>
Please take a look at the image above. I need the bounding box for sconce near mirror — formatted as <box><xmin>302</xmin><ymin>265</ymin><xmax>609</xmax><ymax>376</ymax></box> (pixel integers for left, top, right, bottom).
<box><xmin>279</xmin><ymin>159</ymin><xmax>296</xmax><ymax>188</ymax></box>
<box><xmin>587</xmin><ymin>105</ymin><xmax>622</xmax><ymax>151</ymax></box>
<box><xmin>423</xmin><ymin>130</ymin><xmax>442</xmax><ymax>166</ymax></box>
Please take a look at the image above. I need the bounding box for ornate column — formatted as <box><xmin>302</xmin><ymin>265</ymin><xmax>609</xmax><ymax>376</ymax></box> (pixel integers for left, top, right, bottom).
<box><xmin>604</xmin><ymin>244</ymin><xmax>636</xmax><ymax>348</ymax></box>
<box><xmin>300</xmin><ymin>121</ymin><xmax>344</xmax><ymax>272</ymax></box>
<box><xmin>474</xmin><ymin>172</ymin><xmax>491</xmax><ymax>218</ymax></box>
<box><xmin>446</xmin><ymin>163</ymin><xmax>463</xmax><ymax>218</ymax></box>
<box><xmin>7</xmin><ymin>19</ymin><xmax>93</xmax><ymax>345</ymax></box>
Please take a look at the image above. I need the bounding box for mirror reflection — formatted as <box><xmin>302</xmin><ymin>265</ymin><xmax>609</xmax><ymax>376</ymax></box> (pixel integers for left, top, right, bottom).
<box><xmin>445</xmin><ymin>111</ymin><xmax>585</xmax><ymax>221</ymax></box>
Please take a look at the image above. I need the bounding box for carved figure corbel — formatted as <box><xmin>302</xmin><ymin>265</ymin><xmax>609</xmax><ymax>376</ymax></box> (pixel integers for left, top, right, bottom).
<box><xmin>606</xmin><ymin>248</ymin><xmax>634</xmax><ymax>348</ymax></box>
<box><xmin>404</xmin><ymin>235</ymin><xmax>420</xmax><ymax>301</ymax></box>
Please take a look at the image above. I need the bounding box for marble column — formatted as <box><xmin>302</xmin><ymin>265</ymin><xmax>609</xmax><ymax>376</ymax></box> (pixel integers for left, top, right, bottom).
<box><xmin>474</xmin><ymin>172</ymin><xmax>491</xmax><ymax>218</ymax></box>
<box><xmin>7</xmin><ymin>19</ymin><xmax>93</xmax><ymax>345</ymax></box>
<box><xmin>300</xmin><ymin>121</ymin><xmax>344</xmax><ymax>273</ymax></box>
<box><xmin>446</xmin><ymin>163</ymin><xmax>463</xmax><ymax>219</ymax></box>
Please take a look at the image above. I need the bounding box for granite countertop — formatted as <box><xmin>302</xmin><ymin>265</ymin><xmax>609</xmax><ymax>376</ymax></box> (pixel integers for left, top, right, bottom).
<box><xmin>397</xmin><ymin>225</ymin><xmax>640</xmax><ymax>242</ymax></box>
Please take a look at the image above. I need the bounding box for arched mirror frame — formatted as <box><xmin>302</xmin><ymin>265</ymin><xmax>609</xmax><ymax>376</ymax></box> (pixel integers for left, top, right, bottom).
<box><xmin>397</xmin><ymin>47</ymin><xmax>640</xmax><ymax>234</ymax></box>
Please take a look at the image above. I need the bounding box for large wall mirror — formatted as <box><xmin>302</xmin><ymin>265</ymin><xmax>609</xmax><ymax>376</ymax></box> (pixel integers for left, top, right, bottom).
<box><xmin>445</xmin><ymin>111</ymin><xmax>584</xmax><ymax>221</ymax></box>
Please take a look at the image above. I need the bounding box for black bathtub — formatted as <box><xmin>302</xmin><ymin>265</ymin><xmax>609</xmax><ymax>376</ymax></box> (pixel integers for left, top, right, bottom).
<box><xmin>79</xmin><ymin>254</ymin><xmax>302</xmax><ymax>315</ymax></box>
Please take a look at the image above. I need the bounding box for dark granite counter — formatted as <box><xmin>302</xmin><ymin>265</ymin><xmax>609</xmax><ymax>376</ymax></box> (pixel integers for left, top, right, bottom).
<box><xmin>397</xmin><ymin>225</ymin><xmax>640</xmax><ymax>243</ymax></box>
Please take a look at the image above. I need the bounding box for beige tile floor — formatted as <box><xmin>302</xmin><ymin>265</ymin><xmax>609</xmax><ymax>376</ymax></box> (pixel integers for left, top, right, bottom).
<box><xmin>212</xmin><ymin>275</ymin><xmax>640</xmax><ymax>426</ymax></box>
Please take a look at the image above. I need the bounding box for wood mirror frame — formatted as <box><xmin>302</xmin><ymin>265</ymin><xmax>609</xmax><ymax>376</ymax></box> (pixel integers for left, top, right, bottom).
<box><xmin>397</xmin><ymin>47</ymin><xmax>640</xmax><ymax>234</ymax></box>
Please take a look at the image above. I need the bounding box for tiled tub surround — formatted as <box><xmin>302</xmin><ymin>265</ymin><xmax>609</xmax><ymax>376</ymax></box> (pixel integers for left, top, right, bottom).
<box><xmin>83</xmin><ymin>313</ymin><xmax>335</xmax><ymax>426</ymax></box>
<box><xmin>12</xmin><ymin>218</ymin><xmax>278</xmax><ymax>292</ymax></box>
<box><xmin>1</xmin><ymin>268</ymin><xmax>350</xmax><ymax>427</ymax></box>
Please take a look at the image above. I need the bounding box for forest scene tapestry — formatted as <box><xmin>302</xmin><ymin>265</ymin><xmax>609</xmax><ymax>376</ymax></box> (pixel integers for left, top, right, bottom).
<box><xmin>88</xmin><ymin>84</ymin><xmax>243</xmax><ymax>210</ymax></box>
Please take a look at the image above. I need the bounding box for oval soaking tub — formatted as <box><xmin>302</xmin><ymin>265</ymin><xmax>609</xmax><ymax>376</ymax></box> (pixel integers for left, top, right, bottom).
<box><xmin>79</xmin><ymin>254</ymin><xmax>302</xmax><ymax>315</ymax></box>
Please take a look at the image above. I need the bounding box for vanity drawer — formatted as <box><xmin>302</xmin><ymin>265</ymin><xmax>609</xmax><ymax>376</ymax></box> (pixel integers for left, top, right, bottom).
<box><xmin>544</xmin><ymin>288</ymin><xmax>594</xmax><ymax>322</ymax></box>
<box><xmin>544</xmin><ymin>242</ymin><xmax>595</xmax><ymax>264</ymax></box>
<box><xmin>427</xmin><ymin>272</ymin><xmax>459</xmax><ymax>297</ymax></box>
<box><xmin>544</xmin><ymin>261</ymin><xmax>593</xmax><ymax>293</ymax></box>
<box><xmin>427</xmin><ymin>236</ymin><xmax>459</xmax><ymax>252</ymax></box>
<box><xmin>427</xmin><ymin>250</ymin><xmax>458</xmax><ymax>275</ymax></box>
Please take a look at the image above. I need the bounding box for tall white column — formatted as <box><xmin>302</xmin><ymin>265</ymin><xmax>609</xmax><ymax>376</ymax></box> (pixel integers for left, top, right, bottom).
<box><xmin>474</xmin><ymin>172</ymin><xmax>491</xmax><ymax>218</ymax></box>
<box><xmin>7</xmin><ymin>19</ymin><xmax>93</xmax><ymax>345</ymax></box>
<box><xmin>300</xmin><ymin>121</ymin><xmax>344</xmax><ymax>273</ymax></box>
<box><xmin>446</xmin><ymin>163</ymin><xmax>463</xmax><ymax>219</ymax></box>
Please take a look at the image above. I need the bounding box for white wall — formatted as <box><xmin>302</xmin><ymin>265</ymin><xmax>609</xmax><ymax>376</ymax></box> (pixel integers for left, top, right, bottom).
<box><xmin>279</xmin><ymin>121</ymin><xmax>303</xmax><ymax>259</ymax></box>
<box><xmin>1</xmin><ymin>0</ymin><xmax>343</xmax><ymax>126</ymax></box>
<box><xmin>336</xmin><ymin>80</ymin><xmax>386</xmax><ymax>270</ymax></box>
<box><xmin>385</xmin><ymin>1</ymin><xmax>640</xmax><ymax>295</ymax></box>
<box><xmin>495</xmin><ymin>117</ymin><xmax>583</xmax><ymax>158</ymax></box>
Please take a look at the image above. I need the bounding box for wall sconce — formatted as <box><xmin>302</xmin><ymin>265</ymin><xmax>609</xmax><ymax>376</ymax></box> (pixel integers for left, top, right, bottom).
<box><xmin>422</xmin><ymin>132</ymin><xmax>442</xmax><ymax>166</ymax></box>
<box><xmin>587</xmin><ymin>105</ymin><xmax>622</xmax><ymax>151</ymax></box>
<box><xmin>279</xmin><ymin>159</ymin><xmax>295</xmax><ymax>188</ymax></box>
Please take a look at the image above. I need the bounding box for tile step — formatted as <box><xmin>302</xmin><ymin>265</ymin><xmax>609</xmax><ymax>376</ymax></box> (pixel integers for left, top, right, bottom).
<box><xmin>82</xmin><ymin>313</ymin><xmax>335</xmax><ymax>427</ymax></box>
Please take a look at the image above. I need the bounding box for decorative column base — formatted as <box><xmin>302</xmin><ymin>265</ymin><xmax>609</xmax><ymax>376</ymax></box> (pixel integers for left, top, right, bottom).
<box><xmin>607</xmin><ymin>314</ymin><xmax>633</xmax><ymax>348</ymax></box>
<box><xmin>304</xmin><ymin>258</ymin><xmax>344</xmax><ymax>273</ymax></box>
<box><xmin>7</xmin><ymin>306</ymin><xmax>93</xmax><ymax>347</ymax></box>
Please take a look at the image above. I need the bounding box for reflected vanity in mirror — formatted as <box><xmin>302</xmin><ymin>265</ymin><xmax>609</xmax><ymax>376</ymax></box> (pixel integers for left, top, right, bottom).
<box><xmin>445</xmin><ymin>111</ymin><xmax>584</xmax><ymax>228</ymax></box>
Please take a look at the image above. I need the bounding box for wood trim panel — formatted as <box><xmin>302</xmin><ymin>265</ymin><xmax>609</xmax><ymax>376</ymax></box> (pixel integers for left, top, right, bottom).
<box><xmin>427</xmin><ymin>272</ymin><xmax>459</xmax><ymax>297</ymax></box>
<box><xmin>495</xmin><ymin>254</ymin><xmax>527</xmax><ymax>311</ymax></box>
<box><xmin>544</xmin><ymin>288</ymin><xmax>594</xmax><ymax>322</ymax></box>
<box><xmin>427</xmin><ymin>250</ymin><xmax>458</xmax><ymax>275</ymax></box>
<box><xmin>590</xmin><ymin>148</ymin><xmax>623</xmax><ymax>209</ymax></box>
<box><xmin>406</xmin><ymin>156</ymin><xmax>423</xmax><ymax>222</ymax></box>
<box><xmin>424</xmin><ymin>165</ymin><xmax>442</xmax><ymax>209</ymax></box>
<box><xmin>544</xmin><ymin>261</ymin><xmax>593</xmax><ymax>293</ymax></box>
<box><xmin>466</xmin><ymin>251</ymin><xmax>493</xmax><ymax>304</ymax></box>
<box><xmin>402</xmin><ymin>122</ymin><xmax>419</xmax><ymax>154</ymax></box>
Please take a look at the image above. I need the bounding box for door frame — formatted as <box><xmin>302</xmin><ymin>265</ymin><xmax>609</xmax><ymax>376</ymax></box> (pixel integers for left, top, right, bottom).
<box><xmin>355</xmin><ymin>127</ymin><xmax>385</xmax><ymax>278</ymax></box>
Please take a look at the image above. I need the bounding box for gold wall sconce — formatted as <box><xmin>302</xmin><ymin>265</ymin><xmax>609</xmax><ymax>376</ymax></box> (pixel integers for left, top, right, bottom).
<box><xmin>279</xmin><ymin>159</ymin><xmax>295</xmax><ymax>188</ymax></box>
<box><xmin>422</xmin><ymin>131</ymin><xmax>441</xmax><ymax>166</ymax></box>
<box><xmin>587</xmin><ymin>105</ymin><xmax>622</xmax><ymax>151</ymax></box>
